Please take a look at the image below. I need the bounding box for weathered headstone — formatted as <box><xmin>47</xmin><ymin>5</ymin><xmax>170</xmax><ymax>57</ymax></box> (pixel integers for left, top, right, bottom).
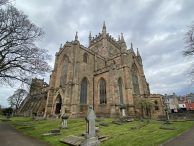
<box><xmin>42</xmin><ymin>128</ymin><xmax>61</xmax><ymax>136</ymax></box>
<box><xmin>81</xmin><ymin>106</ymin><xmax>100</xmax><ymax>146</ymax></box>
<box><xmin>120</xmin><ymin>104</ymin><xmax>126</xmax><ymax>117</ymax></box>
<box><xmin>51</xmin><ymin>129</ymin><xmax>60</xmax><ymax>134</ymax></box>
<box><xmin>60</xmin><ymin>106</ymin><xmax>101</xmax><ymax>146</ymax></box>
<box><xmin>61</xmin><ymin>113</ymin><xmax>69</xmax><ymax>128</ymax></box>
<box><xmin>121</xmin><ymin>108</ymin><xmax>126</xmax><ymax>117</ymax></box>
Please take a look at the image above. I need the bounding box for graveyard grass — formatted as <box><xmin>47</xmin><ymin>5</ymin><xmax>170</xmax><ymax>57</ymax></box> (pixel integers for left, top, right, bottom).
<box><xmin>6</xmin><ymin>117</ymin><xmax>194</xmax><ymax>146</ymax></box>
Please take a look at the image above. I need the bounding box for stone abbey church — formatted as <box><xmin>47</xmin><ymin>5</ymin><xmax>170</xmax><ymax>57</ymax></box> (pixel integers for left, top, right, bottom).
<box><xmin>19</xmin><ymin>23</ymin><xmax>164</xmax><ymax>118</ymax></box>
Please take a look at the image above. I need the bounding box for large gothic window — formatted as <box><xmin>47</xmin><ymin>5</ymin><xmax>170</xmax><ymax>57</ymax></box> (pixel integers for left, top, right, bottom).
<box><xmin>132</xmin><ymin>64</ymin><xmax>140</xmax><ymax>95</ymax></box>
<box><xmin>60</xmin><ymin>55</ymin><xmax>69</xmax><ymax>87</ymax></box>
<box><xmin>80</xmin><ymin>78</ymin><xmax>88</xmax><ymax>104</ymax></box>
<box><xmin>99</xmin><ymin>78</ymin><xmax>107</xmax><ymax>104</ymax></box>
<box><xmin>118</xmin><ymin>78</ymin><xmax>124</xmax><ymax>104</ymax></box>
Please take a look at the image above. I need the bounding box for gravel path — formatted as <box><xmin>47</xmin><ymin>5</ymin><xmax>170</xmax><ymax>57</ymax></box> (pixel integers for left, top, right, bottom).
<box><xmin>162</xmin><ymin>126</ymin><xmax>194</xmax><ymax>146</ymax></box>
<box><xmin>0</xmin><ymin>122</ymin><xmax>52</xmax><ymax>146</ymax></box>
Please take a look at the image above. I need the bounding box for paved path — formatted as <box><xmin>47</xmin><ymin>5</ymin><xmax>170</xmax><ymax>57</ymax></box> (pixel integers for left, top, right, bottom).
<box><xmin>162</xmin><ymin>126</ymin><xmax>194</xmax><ymax>146</ymax></box>
<box><xmin>0</xmin><ymin>122</ymin><xmax>51</xmax><ymax>146</ymax></box>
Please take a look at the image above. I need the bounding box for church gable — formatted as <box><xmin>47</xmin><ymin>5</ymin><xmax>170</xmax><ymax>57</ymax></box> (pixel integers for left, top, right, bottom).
<box><xmin>43</xmin><ymin>22</ymin><xmax>155</xmax><ymax>119</ymax></box>
<box><xmin>88</xmin><ymin>22</ymin><xmax>122</xmax><ymax>58</ymax></box>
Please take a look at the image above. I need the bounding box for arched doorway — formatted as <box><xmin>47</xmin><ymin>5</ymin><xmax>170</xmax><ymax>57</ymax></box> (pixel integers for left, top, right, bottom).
<box><xmin>55</xmin><ymin>95</ymin><xmax>62</xmax><ymax>114</ymax></box>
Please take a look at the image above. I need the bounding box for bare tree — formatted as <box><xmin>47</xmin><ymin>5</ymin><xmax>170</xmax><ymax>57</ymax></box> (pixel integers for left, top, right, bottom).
<box><xmin>0</xmin><ymin>0</ymin><xmax>9</xmax><ymax>6</ymax></box>
<box><xmin>0</xmin><ymin>5</ymin><xmax>51</xmax><ymax>85</ymax></box>
<box><xmin>8</xmin><ymin>88</ymin><xmax>28</xmax><ymax>111</ymax></box>
<box><xmin>184</xmin><ymin>23</ymin><xmax>194</xmax><ymax>56</ymax></box>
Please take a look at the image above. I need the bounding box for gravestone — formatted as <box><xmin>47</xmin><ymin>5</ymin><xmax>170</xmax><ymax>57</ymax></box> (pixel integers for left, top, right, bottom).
<box><xmin>81</xmin><ymin>106</ymin><xmax>100</xmax><ymax>146</ymax></box>
<box><xmin>42</xmin><ymin>128</ymin><xmax>61</xmax><ymax>136</ymax></box>
<box><xmin>60</xmin><ymin>106</ymin><xmax>101</xmax><ymax>146</ymax></box>
<box><xmin>51</xmin><ymin>129</ymin><xmax>60</xmax><ymax>134</ymax></box>
<box><xmin>121</xmin><ymin>108</ymin><xmax>126</xmax><ymax>117</ymax></box>
<box><xmin>120</xmin><ymin>104</ymin><xmax>126</xmax><ymax>117</ymax></box>
<box><xmin>61</xmin><ymin>113</ymin><xmax>69</xmax><ymax>128</ymax></box>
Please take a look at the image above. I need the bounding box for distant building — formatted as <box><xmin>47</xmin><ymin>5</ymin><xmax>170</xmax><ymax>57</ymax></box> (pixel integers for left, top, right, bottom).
<box><xmin>164</xmin><ymin>93</ymin><xmax>179</xmax><ymax>113</ymax></box>
<box><xmin>185</xmin><ymin>93</ymin><xmax>194</xmax><ymax>111</ymax></box>
<box><xmin>18</xmin><ymin>78</ymin><xmax>49</xmax><ymax>116</ymax></box>
<box><xmin>177</xmin><ymin>96</ymin><xmax>187</xmax><ymax>112</ymax></box>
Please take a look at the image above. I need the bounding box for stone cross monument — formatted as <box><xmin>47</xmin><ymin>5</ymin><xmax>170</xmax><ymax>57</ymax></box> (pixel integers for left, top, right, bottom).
<box><xmin>81</xmin><ymin>106</ymin><xmax>100</xmax><ymax>146</ymax></box>
<box><xmin>86</xmin><ymin>106</ymin><xmax>96</xmax><ymax>138</ymax></box>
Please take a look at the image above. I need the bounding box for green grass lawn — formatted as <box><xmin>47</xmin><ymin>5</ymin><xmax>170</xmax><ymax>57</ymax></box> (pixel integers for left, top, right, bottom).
<box><xmin>3</xmin><ymin>117</ymin><xmax>194</xmax><ymax>146</ymax></box>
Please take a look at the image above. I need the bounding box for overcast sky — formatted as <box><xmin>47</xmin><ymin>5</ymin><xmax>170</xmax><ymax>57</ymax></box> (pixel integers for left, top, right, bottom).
<box><xmin>1</xmin><ymin>0</ymin><xmax>194</xmax><ymax>107</ymax></box>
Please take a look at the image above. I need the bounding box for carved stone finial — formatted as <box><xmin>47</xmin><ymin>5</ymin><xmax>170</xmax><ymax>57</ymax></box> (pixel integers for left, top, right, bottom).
<box><xmin>137</xmin><ymin>48</ymin><xmax>140</xmax><ymax>56</ymax></box>
<box><xmin>120</xmin><ymin>33</ymin><xmax>127</xmax><ymax>50</ymax></box>
<box><xmin>121</xmin><ymin>33</ymin><xmax>125</xmax><ymax>42</ymax></box>
<box><xmin>136</xmin><ymin>48</ymin><xmax>142</xmax><ymax>64</ymax></box>
<box><xmin>89</xmin><ymin>31</ymin><xmax>92</xmax><ymax>39</ymax></box>
<box><xmin>131</xmin><ymin>42</ymin><xmax>133</xmax><ymax>49</ymax></box>
<box><xmin>102</xmin><ymin>21</ymin><xmax>106</xmax><ymax>34</ymax></box>
<box><xmin>103</xmin><ymin>21</ymin><xmax>106</xmax><ymax>30</ymax></box>
<box><xmin>89</xmin><ymin>31</ymin><xmax>92</xmax><ymax>46</ymax></box>
<box><xmin>75</xmin><ymin>31</ymin><xmax>78</xmax><ymax>41</ymax></box>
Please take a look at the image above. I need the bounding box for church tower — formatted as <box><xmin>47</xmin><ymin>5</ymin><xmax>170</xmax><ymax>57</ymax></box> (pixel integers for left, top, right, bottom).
<box><xmin>44</xmin><ymin>23</ymin><xmax>150</xmax><ymax>118</ymax></box>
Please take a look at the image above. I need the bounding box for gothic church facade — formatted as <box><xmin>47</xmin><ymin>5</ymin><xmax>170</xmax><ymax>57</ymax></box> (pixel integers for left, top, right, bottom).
<box><xmin>44</xmin><ymin>23</ymin><xmax>150</xmax><ymax>117</ymax></box>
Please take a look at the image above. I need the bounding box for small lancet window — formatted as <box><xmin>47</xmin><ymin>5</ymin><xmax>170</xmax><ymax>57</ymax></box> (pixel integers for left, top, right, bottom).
<box><xmin>80</xmin><ymin>78</ymin><xmax>88</xmax><ymax>104</ymax></box>
<box><xmin>83</xmin><ymin>53</ymin><xmax>88</xmax><ymax>63</ymax></box>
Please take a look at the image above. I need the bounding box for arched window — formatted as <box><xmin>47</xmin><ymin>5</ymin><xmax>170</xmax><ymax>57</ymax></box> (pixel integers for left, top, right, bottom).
<box><xmin>118</xmin><ymin>78</ymin><xmax>124</xmax><ymax>104</ymax></box>
<box><xmin>132</xmin><ymin>64</ymin><xmax>140</xmax><ymax>95</ymax></box>
<box><xmin>99</xmin><ymin>78</ymin><xmax>107</xmax><ymax>104</ymax></box>
<box><xmin>60</xmin><ymin>55</ymin><xmax>69</xmax><ymax>87</ymax></box>
<box><xmin>55</xmin><ymin>95</ymin><xmax>62</xmax><ymax>114</ymax></box>
<box><xmin>80</xmin><ymin>78</ymin><xmax>88</xmax><ymax>104</ymax></box>
<box><xmin>83</xmin><ymin>53</ymin><xmax>88</xmax><ymax>63</ymax></box>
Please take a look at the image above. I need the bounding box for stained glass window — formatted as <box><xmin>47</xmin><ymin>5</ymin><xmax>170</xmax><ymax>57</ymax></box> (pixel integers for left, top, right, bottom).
<box><xmin>80</xmin><ymin>78</ymin><xmax>88</xmax><ymax>104</ymax></box>
<box><xmin>99</xmin><ymin>78</ymin><xmax>107</xmax><ymax>104</ymax></box>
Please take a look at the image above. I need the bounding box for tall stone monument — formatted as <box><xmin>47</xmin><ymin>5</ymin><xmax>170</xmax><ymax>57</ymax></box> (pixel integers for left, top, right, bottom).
<box><xmin>81</xmin><ymin>106</ymin><xmax>100</xmax><ymax>146</ymax></box>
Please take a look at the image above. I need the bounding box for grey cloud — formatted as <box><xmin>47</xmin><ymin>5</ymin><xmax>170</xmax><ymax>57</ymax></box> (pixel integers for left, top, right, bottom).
<box><xmin>1</xmin><ymin>0</ymin><xmax>194</xmax><ymax>106</ymax></box>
